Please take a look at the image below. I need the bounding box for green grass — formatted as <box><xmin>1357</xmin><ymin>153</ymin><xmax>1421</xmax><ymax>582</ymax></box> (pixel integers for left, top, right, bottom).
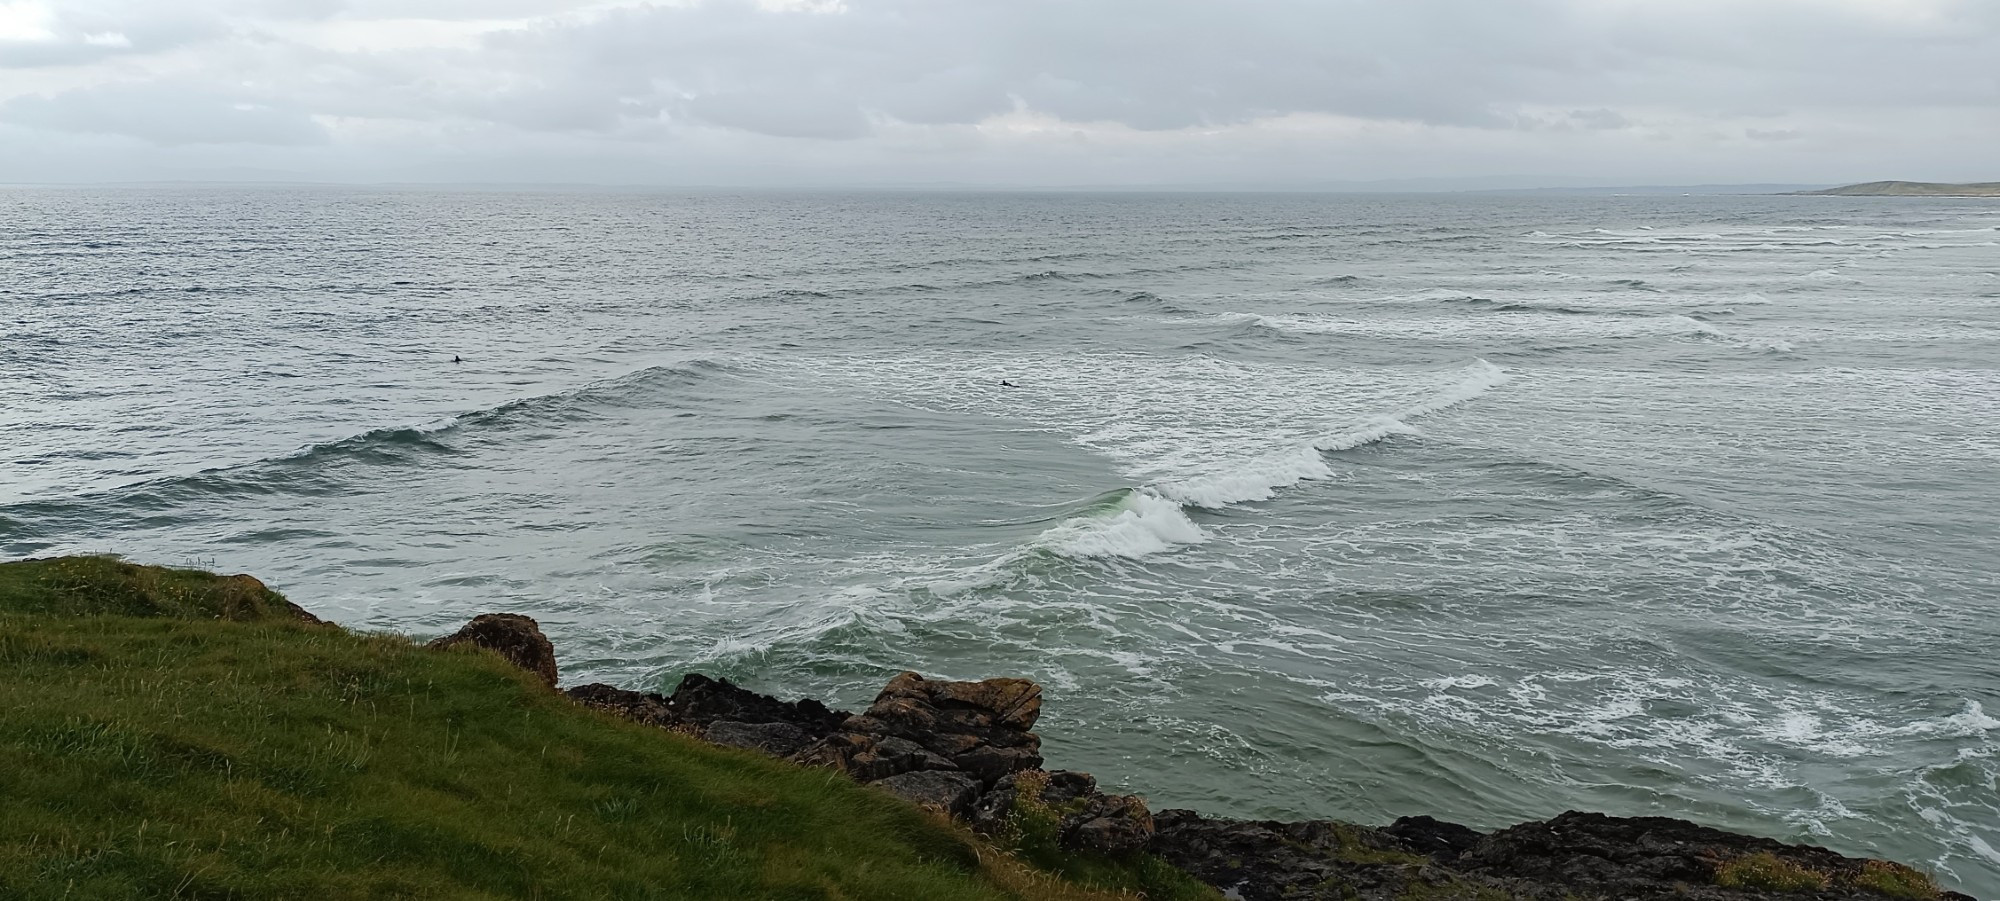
<box><xmin>0</xmin><ymin>556</ymin><xmax>1179</xmax><ymax>900</ymax></box>
<box><xmin>1853</xmin><ymin>860</ymin><xmax>1943</xmax><ymax>900</ymax></box>
<box><xmin>997</xmin><ymin>771</ymin><xmax>1220</xmax><ymax>901</ymax></box>
<box><xmin>1713</xmin><ymin>851</ymin><xmax>1832</xmax><ymax>893</ymax></box>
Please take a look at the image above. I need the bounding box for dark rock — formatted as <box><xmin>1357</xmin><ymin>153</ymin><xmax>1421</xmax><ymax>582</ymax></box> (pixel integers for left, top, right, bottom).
<box><xmin>1152</xmin><ymin>807</ymin><xmax>1976</xmax><ymax>901</ymax></box>
<box><xmin>703</xmin><ymin>720</ymin><xmax>815</xmax><ymax>757</ymax></box>
<box><xmin>809</xmin><ymin>671</ymin><xmax>1043</xmax><ymax>788</ymax></box>
<box><xmin>427</xmin><ymin>613</ymin><xmax>558</xmax><ymax>688</ymax></box>
<box><xmin>1457</xmin><ymin>810</ymin><xmax>1977</xmax><ymax>901</ymax></box>
<box><xmin>952</xmin><ymin>744</ymin><xmax>1043</xmax><ymax>786</ymax></box>
<box><xmin>667</xmin><ymin>673</ymin><xmax>849</xmax><ymax>734</ymax></box>
<box><xmin>966</xmin><ymin>775</ymin><xmax>1018</xmax><ymax>835</ymax></box>
<box><xmin>790</xmin><ymin>732</ymin><xmax>955</xmax><ymax>781</ymax></box>
<box><xmin>872</xmin><ymin>770</ymin><xmax>983</xmax><ymax>817</ymax></box>
<box><xmin>1063</xmin><ymin>792</ymin><xmax>1153</xmax><ymax>856</ymax></box>
<box><xmin>564</xmin><ymin>683</ymin><xmax>674</xmax><ymax>728</ymax></box>
<box><xmin>1385</xmin><ymin>814</ymin><xmax>1482</xmax><ymax>862</ymax></box>
<box><xmin>1149</xmin><ymin>808</ymin><xmax>1383</xmax><ymax>901</ymax></box>
<box><xmin>1038</xmin><ymin>770</ymin><xmax>1098</xmax><ymax>806</ymax></box>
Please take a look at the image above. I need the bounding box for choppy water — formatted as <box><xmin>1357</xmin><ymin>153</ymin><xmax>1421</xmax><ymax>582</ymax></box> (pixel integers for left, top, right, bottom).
<box><xmin>3</xmin><ymin>187</ymin><xmax>1996</xmax><ymax>895</ymax></box>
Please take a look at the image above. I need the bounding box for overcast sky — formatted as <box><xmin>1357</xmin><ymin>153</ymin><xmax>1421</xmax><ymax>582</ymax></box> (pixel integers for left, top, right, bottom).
<box><xmin>1</xmin><ymin>0</ymin><xmax>1995</xmax><ymax>187</ymax></box>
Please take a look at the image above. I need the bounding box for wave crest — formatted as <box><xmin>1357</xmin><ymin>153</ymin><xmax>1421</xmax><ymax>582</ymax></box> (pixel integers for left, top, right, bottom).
<box><xmin>1035</xmin><ymin>360</ymin><xmax>1508</xmax><ymax>560</ymax></box>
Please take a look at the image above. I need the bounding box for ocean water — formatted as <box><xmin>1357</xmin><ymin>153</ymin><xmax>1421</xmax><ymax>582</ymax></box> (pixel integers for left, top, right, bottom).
<box><xmin>2</xmin><ymin>187</ymin><xmax>1996</xmax><ymax>895</ymax></box>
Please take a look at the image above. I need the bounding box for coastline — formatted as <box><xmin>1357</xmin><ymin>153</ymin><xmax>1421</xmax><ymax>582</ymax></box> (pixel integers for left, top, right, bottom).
<box><xmin>0</xmin><ymin>556</ymin><xmax>1975</xmax><ymax>900</ymax></box>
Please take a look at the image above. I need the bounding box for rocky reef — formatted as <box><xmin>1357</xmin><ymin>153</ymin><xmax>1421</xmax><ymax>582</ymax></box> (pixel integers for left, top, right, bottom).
<box><xmin>442</xmin><ymin>613</ymin><xmax>1973</xmax><ymax>901</ymax></box>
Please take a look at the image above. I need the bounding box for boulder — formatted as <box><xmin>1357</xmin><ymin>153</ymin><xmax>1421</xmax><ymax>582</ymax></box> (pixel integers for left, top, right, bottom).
<box><xmin>703</xmin><ymin>720</ymin><xmax>816</xmax><ymax>757</ymax></box>
<box><xmin>427</xmin><ymin>614</ymin><xmax>558</xmax><ymax>688</ymax></box>
<box><xmin>872</xmin><ymin>770</ymin><xmax>983</xmax><ymax>818</ymax></box>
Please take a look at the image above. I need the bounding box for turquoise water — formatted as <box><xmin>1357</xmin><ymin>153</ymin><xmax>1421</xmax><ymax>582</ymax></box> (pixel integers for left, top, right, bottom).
<box><xmin>3</xmin><ymin>188</ymin><xmax>1995</xmax><ymax>895</ymax></box>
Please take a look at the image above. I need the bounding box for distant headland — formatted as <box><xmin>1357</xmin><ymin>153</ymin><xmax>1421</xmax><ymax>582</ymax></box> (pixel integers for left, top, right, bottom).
<box><xmin>1790</xmin><ymin>181</ymin><xmax>2000</xmax><ymax>197</ymax></box>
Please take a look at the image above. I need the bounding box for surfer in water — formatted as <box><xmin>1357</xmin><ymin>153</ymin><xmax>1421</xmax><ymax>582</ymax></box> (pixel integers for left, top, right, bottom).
<box><xmin>452</xmin><ymin>355</ymin><xmax>462</xmax><ymax>363</ymax></box>
<box><xmin>999</xmin><ymin>379</ymin><xmax>1018</xmax><ymax>388</ymax></box>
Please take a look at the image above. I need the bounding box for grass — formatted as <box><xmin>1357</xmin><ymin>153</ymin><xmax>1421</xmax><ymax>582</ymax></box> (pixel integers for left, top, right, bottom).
<box><xmin>1713</xmin><ymin>851</ymin><xmax>1832</xmax><ymax>893</ymax></box>
<box><xmin>1853</xmin><ymin>860</ymin><xmax>1943</xmax><ymax>900</ymax></box>
<box><xmin>0</xmin><ymin>556</ymin><xmax>1193</xmax><ymax>900</ymax></box>
<box><xmin>1711</xmin><ymin>850</ymin><xmax>1947</xmax><ymax>898</ymax></box>
<box><xmin>990</xmin><ymin>768</ymin><xmax>1219</xmax><ymax>901</ymax></box>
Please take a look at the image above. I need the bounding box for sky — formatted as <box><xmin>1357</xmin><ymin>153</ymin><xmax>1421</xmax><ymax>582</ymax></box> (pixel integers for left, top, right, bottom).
<box><xmin>0</xmin><ymin>0</ymin><xmax>1995</xmax><ymax>187</ymax></box>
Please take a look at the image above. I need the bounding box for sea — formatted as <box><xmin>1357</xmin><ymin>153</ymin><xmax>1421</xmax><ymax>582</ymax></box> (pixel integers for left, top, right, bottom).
<box><xmin>2</xmin><ymin>187</ymin><xmax>1995</xmax><ymax>896</ymax></box>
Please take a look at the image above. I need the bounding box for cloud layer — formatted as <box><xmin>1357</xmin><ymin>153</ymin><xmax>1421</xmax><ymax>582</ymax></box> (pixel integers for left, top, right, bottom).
<box><xmin>2</xmin><ymin>0</ymin><xmax>1995</xmax><ymax>185</ymax></box>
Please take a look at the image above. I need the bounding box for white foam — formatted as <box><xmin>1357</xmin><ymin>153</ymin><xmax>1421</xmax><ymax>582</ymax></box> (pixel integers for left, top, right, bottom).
<box><xmin>1034</xmin><ymin>489</ymin><xmax>1207</xmax><ymax>559</ymax></box>
<box><xmin>1150</xmin><ymin>363</ymin><xmax>1501</xmax><ymax>512</ymax></box>
<box><xmin>1157</xmin><ymin>445</ymin><xmax>1338</xmax><ymax>507</ymax></box>
<box><xmin>1038</xmin><ymin>361</ymin><xmax>1508</xmax><ymax>559</ymax></box>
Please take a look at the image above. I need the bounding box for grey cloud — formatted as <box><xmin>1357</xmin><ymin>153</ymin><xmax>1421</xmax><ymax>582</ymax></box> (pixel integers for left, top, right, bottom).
<box><xmin>2</xmin><ymin>0</ymin><xmax>1997</xmax><ymax>182</ymax></box>
<box><xmin>4</xmin><ymin>83</ymin><xmax>329</xmax><ymax>145</ymax></box>
<box><xmin>682</xmin><ymin>91</ymin><xmax>870</xmax><ymax>140</ymax></box>
<box><xmin>462</xmin><ymin>0</ymin><xmax>1996</xmax><ymax>140</ymax></box>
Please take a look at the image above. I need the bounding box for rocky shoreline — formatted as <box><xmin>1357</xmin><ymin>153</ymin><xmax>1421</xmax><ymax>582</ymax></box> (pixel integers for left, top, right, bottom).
<box><xmin>438</xmin><ymin>613</ymin><xmax>1974</xmax><ymax>901</ymax></box>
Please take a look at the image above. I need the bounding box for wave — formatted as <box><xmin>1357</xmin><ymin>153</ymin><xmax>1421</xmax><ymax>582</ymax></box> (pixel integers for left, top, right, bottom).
<box><xmin>2</xmin><ymin>360</ymin><xmax>726</xmax><ymax>523</ymax></box>
<box><xmin>1032</xmin><ymin>360</ymin><xmax>1509</xmax><ymax>560</ymax></box>
<box><xmin>1031</xmin><ymin>488</ymin><xmax>1209</xmax><ymax>559</ymax></box>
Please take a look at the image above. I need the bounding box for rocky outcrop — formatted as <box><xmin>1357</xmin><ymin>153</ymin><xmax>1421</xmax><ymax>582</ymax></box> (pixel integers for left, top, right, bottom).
<box><xmin>1024</xmin><ymin>768</ymin><xmax>1152</xmax><ymax>856</ymax></box>
<box><xmin>790</xmin><ymin>672</ymin><xmax>1046</xmax><ymax>786</ymax></box>
<box><xmin>1149</xmin><ymin>807</ymin><xmax>1973</xmax><ymax>901</ymax></box>
<box><xmin>670</xmin><ymin>673</ymin><xmax>849</xmax><ymax>735</ymax></box>
<box><xmin>873</xmin><ymin>770</ymin><xmax>985</xmax><ymax>818</ymax></box>
<box><xmin>703</xmin><ymin>720</ymin><xmax>817</xmax><ymax>757</ymax></box>
<box><xmin>552</xmin><ymin>663</ymin><xmax>1970</xmax><ymax>899</ymax></box>
<box><xmin>564</xmin><ymin>682</ymin><xmax>675</xmax><ymax>728</ymax></box>
<box><xmin>1458</xmin><ymin>811</ymin><xmax>1971</xmax><ymax>901</ymax></box>
<box><xmin>567</xmin><ymin>668</ymin><xmax>1157</xmax><ymax>856</ymax></box>
<box><xmin>786</xmin><ymin>671</ymin><xmax>1152</xmax><ymax>856</ymax></box>
<box><xmin>428</xmin><ymin>614</ymin><xmax>558</xmax><ymax>688</ymax></box>
<box><xmin>562</xmin><ymin>673</ymin><xmax>851</xmax><ymax>744</ymax></box>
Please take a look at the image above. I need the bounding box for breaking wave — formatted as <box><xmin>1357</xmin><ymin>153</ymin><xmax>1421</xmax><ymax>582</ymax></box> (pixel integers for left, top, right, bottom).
<box><xmin>1034</xmin><ymin>360</ymin><xmax>1509</xmax><ymax>560</ymax></box>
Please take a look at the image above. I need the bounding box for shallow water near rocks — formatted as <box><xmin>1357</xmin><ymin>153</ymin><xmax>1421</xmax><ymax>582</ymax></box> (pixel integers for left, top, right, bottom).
<box><xmin>3</xmin><ymin>188</ymin><xmax>1995</xmax><ymax>896</ymax></box>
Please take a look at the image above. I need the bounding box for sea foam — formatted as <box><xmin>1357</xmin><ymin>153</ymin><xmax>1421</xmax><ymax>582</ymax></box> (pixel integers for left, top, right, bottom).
<box><xmin>1037</xmin><ymin>360</ymin><xmax>1508</xmax><ymax>559</ymax></box>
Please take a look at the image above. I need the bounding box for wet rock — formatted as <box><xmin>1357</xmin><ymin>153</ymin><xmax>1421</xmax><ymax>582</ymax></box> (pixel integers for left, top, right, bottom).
<box><xmin>564</xmin><ymin>683</ymin><xmax>675</xmax><ymax>728</ymax></box>
<box><xmin>703</xmin><ymin>720</ymin><xmax>815</xmax><ymax>757</ymax></box>
<box><xmin>427</xmin><ymin>613</ymin><xmax>558</xmax><ymax>689</ymax></box>
<box><xmin>872</xmin><ymin>770</ymin><xmax>983</xmax><ymax>818</ymax></box>
<box><xmin>667</xmin><ymin>673</ymin><xmax>849</xmax><ymax>734</ymax></box>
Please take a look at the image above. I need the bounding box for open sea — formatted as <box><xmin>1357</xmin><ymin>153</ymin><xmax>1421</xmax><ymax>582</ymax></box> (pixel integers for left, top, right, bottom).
<box><xmin>2</xmin><ymin>187</ymin><xmax>1996</xmax><ymax>896</ymax></box>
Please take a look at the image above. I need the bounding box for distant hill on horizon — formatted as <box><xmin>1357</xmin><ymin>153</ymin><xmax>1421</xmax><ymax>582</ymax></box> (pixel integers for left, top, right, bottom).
<box><xmin>1793</xmin><ymin>181</ymin><xmax>2000</xmax><ymax>197</ymax></box>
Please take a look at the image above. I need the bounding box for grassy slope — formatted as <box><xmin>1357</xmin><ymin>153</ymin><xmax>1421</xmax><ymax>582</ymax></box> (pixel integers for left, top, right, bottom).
<box><xmin>0</xmin><ymin>556</ymin><xmax>1215</xmax><ymax>901</ymax></box>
